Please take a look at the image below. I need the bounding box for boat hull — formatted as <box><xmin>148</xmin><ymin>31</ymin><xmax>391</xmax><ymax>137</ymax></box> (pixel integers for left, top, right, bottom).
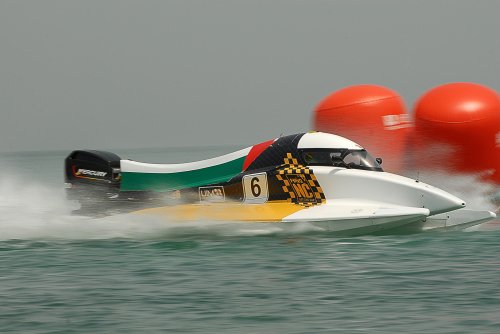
<box><xmin>132</xmin><ymin>201</ymin><xmax>430</xmax><ymax>235</ymax></box>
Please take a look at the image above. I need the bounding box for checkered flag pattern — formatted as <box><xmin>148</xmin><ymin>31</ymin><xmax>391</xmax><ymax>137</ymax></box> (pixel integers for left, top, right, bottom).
<box><xmin>276</xmin><ymin>153</ymin><xmax>326</xmax><ymax>207</ymax></box>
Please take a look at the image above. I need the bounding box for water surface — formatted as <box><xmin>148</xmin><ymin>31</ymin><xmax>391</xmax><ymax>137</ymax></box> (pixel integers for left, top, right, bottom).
<box><xmin>1</xmin><ymin>148</ymin><xmax>499</xmax><ymax>333</ymax></box>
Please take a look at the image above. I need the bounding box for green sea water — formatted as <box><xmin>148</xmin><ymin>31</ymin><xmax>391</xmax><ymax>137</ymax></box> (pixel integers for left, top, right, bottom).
<box><xmin>1</xmin><ymin>148</ymin><xmax>499</xmax><ymax>333</ymax></box>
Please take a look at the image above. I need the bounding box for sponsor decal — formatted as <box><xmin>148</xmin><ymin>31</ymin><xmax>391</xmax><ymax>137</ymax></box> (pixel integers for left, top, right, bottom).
<box><xmin>199</xmin><ymin>186</ymin><xmax>225</xmax><ymax>203</ymax></box>
<box><xmin>72</xmin><ymin>166</ymin><xmax>107</xmax><ymax>179</ymax></box>
<box><xmin>381</xmin><ymin>114</ymin><xmax>412</xmax><ymax>130</ymax></box>
<box><xmin>284</xmin><ymin>174</ymin><xmax>317</xmax><ymax>204</ymax></box>
<box><xmin>276</xmin><ymin>153</ymin><xmax>325</xmax><ymax>207</ymax></box>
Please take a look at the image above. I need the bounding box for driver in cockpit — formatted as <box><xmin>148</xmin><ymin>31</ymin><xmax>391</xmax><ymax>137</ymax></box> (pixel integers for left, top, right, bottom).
<box><xmin>302</xmin><ymin>150</ymin><xmax>382</xmax><ymax>171</ymax></box>
<box><xmin>304</xmin><ymin>151</ymin><xmax>347</xmax><ymax>168</ymax></box>
<box><xmin>331</xmin><ymin>155</ymin><xmax>347</xmax><ymax>168</ymax></box>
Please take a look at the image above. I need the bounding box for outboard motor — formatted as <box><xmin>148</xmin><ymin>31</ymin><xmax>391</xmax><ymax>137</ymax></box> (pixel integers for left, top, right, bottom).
<box><xmin>65</xmin><ymin>150</ymin><xmax>122</xmax><ymax>211</ymax></box>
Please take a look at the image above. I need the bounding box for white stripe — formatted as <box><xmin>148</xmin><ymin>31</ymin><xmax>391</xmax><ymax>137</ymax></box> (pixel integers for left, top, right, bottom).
<box><xmin>298</xmin><ymin>132</ymin><xmax>363</xmax><ymax>149</ymax></box>
<box><xmin>121</xmin><ymin>147</ymin><xmax>252</xmax><ymax>173</ymax></box>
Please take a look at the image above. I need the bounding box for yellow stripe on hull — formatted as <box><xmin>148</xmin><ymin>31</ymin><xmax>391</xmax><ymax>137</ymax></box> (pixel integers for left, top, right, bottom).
<box><xmin>132</xmin><ymin>201</ymin><xmax>305</xmax><ymax>222</ymax></box>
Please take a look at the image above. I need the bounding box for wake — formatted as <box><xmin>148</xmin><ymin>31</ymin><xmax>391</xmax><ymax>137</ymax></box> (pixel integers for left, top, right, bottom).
<box><xmin>0</xmin><ymin>174</ymin><xmax>322</xmax><ymax>241</ymax></box>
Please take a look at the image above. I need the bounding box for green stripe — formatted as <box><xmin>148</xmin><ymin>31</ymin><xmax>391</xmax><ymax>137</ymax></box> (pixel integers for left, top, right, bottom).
<box><xmin>121</xmin><ymin>156</ymin><xmax>246</xmax><ymax>192</ymax></box>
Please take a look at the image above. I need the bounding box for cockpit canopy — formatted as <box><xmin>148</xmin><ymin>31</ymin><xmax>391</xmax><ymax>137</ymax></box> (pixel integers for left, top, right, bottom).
<box><xmin>244</xmin><ymin>132</ymin><xmax>384</xmax><ymax>172</ymax></box>
<box><xmin>300</xmin><ymin>149</ymin><xmax>383</xmax><ymax>171</ymax></box>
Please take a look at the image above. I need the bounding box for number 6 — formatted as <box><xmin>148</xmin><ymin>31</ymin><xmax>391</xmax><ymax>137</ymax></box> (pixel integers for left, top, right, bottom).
<box><xmin>242</xmin><ymin>173</ymin><xmax>268</xmax><ymax>203</ymax></box>
<box><xmin>251</xmin><ymin>177</ymin><xmax>261</xmax><ymax>197</ymax></box>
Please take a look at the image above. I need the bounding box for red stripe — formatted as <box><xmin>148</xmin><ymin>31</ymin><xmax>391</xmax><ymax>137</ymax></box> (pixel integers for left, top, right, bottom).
<box><xmin>242</xmin><ymin>139</ymin><xmax>275</xmax><ymax>171</ymax></box>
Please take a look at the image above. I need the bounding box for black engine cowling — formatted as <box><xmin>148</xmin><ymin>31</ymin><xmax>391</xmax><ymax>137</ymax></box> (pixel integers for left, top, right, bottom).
<box><xmin>65</xmin><ymin>150</ymin><xmax>121</xmax><ymax>183</ymax></box>
<box><xmin>65</xmin><ymin>150</ymin><xmax>168</xmax><ymax>215</ymax></box>
<box><xmin>65</xmin><ymin>150</ymin><xmax>122</xmax><ymax>209</ymax></box>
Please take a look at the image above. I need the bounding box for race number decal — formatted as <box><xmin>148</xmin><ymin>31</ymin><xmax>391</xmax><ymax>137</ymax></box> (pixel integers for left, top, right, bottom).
<box><xmin>242</xmin><ymin>173</ymin><xmax>269</xmax><ymax>203</ymax></box>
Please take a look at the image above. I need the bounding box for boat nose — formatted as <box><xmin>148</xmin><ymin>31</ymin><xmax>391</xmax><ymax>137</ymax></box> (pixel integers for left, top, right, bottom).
<box><xmin>420</xmin><ymin>183</ymin><xmax>466</xmax><ymax>215</ymax></box>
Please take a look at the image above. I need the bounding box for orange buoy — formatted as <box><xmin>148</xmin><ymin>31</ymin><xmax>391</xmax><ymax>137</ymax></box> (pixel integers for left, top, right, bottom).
<box><xmin>413</xmin><ymin>82</ymin><xmax>500</xmax><ymax>182</ymax></box>
<box><xmin>313</xmin><ymin>84</ymin><xmax>411</xmax><ymax>172</ymax></box>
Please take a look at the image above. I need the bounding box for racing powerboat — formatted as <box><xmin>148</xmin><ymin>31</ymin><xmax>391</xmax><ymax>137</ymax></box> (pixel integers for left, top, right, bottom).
<box><xmin>65</xmin><ymin>132</ymin><xmax>495</xmax><ymax>234</ymax></box>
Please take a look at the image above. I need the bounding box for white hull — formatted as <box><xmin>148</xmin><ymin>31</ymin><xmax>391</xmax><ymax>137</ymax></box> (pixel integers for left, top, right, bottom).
<box><xmin>283</xmin><ymin>201</ymin><xmax>429</xmax><ymax>234</ymax></box>
<box><xmin>422</xmin><ymin>209</ymin><xmax>497</xmax><ymax>231</ymax></box>
<box><xmin>306</xmin><ymin>215</ymin><xmax>427</xmax><ymax>235</ymax></box>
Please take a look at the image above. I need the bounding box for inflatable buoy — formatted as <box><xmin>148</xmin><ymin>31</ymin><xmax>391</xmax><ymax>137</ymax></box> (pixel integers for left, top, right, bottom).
<box><xmin>413</xmin><ymin>82</ymin><xmax>500</xmax><ymax>182</ymax></box>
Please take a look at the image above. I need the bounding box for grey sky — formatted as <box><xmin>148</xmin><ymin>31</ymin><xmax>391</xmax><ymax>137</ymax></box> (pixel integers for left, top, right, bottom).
<box><xmin>0</xmin><ymin>0</ymin><xmax>498</xmax><ymax>152</ymax></box>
